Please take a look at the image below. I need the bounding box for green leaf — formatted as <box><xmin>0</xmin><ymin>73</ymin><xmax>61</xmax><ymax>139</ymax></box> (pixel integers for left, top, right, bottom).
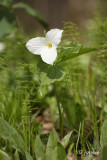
<box><xmin>45</xmin><ymin>143</ymin><xmax>66</xmax><ymax>160</ymax></box>
<box><xmin>55</xmin><ymin>41</ymin><xmax>96</xmax><ymax>64</ymax></box>
<box><xmin>12</xmin><ymin>2</ymin><xmax>48</xmax><ymax>29</ymax></box>
<box><xmin>83</xmin><ymin>155</ymin><xmax>93</xmax><ymax>160</ymax></box>
<box><xmin>14</xmin><ymin>149</ymin><xmax>20</xmax><ymax>160</ymax></box>
<box><xmin>0</xmin><ymin>8</ymin><xmax>16</xmax><ymax>38</ymax></box>
<box><xmin>46</xmin><ymin>128</ymin><xmax>59</xmax><ymax>153</ymax></box>
<box><xmin>34</xmin><ymin>135</ymin><xmax>45</xmax><ymax>159</ymax></box>
<box><xmin>100</xmin><ymin>119</ymin><xmax>107</xmax><ymax>147</ymax></box>
<box><xmin>66</xmin><ymin>143</ymin><xmax>74</xmax><ymax>159</ymax></box>
<box><xmin>0</xmin><ymin>0</ymin><xmax>12</xmax><ymax>7</ymax></box>
<box><xmin>104</xmin><ymin>104</ymin><xmax>107</xmax><ymax>113</ymax></box>
<box><xmin>0</xmin><ymin>149</ymin><xmax>10</xmax><ymax>160</ymax></box>
<box><xmin>0</xmin><ymin>117</ymin><xmax>25</xmax><ymax>154</ymax></box>
<box><xmin>62</xmin><ymin>98</ymin><xmax>84</xmax><ymax>129</ymax></box>
<box><xmin>57</xmin><ymin>142</ymin><xmax>66</xmax><ymax>160</ymax></box>
<box><xmin>61</xmin><ymin>131</ymin><xmax>73</xmax><ymax>148</ymax></box>
<box><xmin>25</xmin><ymin>151</ymin><xmax>33</xmax><ymax>160</ymax></box>
<box><xmin>101</xmin><ymin>145</ymin><xmax>107</xmax><ymax>160</ymax></box>
<box><xmin>38</xmin><ymin>62</ymin><xmax>66</xmax><ymax>85</ymax></box>
<box><xmin>45</xmin><ymin>147</ymin><xmax>58</xmax><ymax>160</ymax></box>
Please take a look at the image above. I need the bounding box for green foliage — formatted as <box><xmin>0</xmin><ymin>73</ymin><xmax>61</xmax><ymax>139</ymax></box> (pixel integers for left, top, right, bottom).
<box><xmin>0</xmin><ymin>117</ymin><xmax>25</xmax><ymax>154</ymax></box>
<box><xmin>34</xmin><ymin>129</ymin><xmax>69</xmax><ymax>160</ymax></box>
<box><xmin>57</xmin><ymin>142</ymin><xmax>66</xmax><ymax>160</ymax></box>
<box><xmin>0</xmin><ymin>8</ymin><xmax>16</xmax><ymax>38</ymax></box>
<box><xmin>55</xmin><ymin>41</ymin><xmax>96</xmax><ymax>64</ymax></box>
<box><xmin>61</xmin><ymin>131</ymin><xmax>73</xmax><ymax>148</ymax></box>
<box><xmin>45</xmin><ymin>147</ymin><xmax>58</xmax><ymax>160</ymax></box>
<box><xmin>0</xmin><ymin>0</ymin><xmax>12</xmax><ymax>7</ymax></box>
<box><xmin>25</xmin><ymin>151</ymin><xmax>33</xmax><ymax>160</ymax></box>
<box><xmin>61</xmin><ymin>95</ymin><xmax>84</xmax><ymax>129</ymax></box>
<box><xmin>46</xmin><ymin>128</ymin><xmax>60</xmax><ymax>153</ymax></box>
<box><xmin>34</xmin><ymin>135</ymin><xmax>45</xmax><ymax>159</ymax></box>
<box><xmin>62</xmin><ymin>21</ymin><xmax>80</xmax><ymax>42</ymax></box>
<box><xmin>83</xmin><ymin>155</ymin><xmax>93</xmax><ymax>160</ymax></box>
<box><xmin>12</xmin><ymin>2</ymin><xmax>48</xmax><ymax>29</ymax></box>
<box><xmin>38</xmin><ymin>61</ymin><xmax>66</xmax><ymax>85</ymax></box>
<box><xmin>0</xmin><ymin>1</ymin><xmax>107</xmax><ymax>159</ymax></box>
<box><xmin>0</xmin><ymin>1</ymin><xmax>48</xmax><ymax>38</ymax></box>
<box><xmin>37</xmin><ymin>34</ymin><xmax>95</xmax><ymax>86</ymax></box>
<box><xmin>86</xmin><ymin>4</ymin><xmax>107</xmax><ymax>159</ymax></box>
<box><xmin>0</xmin><ymin>149</ymin><xmax>10</xmax><ymax>160</ymax></box>
<box><xmin>14</xmin><ymin>149</ymin><xmax>20</xmax><ymax>160</ymax></box>
<box><xmin>101</xmin><ymin>145</ymin><xmax>107</xmax><ymax>160</ymax></box>
<box><xmin>100</xmin><ymin>119</ymin><xmax>107</xmax><ymax>147</ymax></box>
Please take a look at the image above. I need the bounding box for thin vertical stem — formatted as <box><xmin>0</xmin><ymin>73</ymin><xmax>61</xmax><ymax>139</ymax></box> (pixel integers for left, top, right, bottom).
<box><xmin>54</xmin><ymin>83</ymin><xmax>63</xmax><ymax>139</ymax></box>
<box><xmin>57</xmin><ymin>96</ymin><xmax>63</xmax><ymax>139</ymax></box>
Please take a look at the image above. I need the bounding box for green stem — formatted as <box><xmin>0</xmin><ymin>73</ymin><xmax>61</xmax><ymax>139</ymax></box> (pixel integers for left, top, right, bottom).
<box><xmin>57</xmin><ymin>97</ymin><xmax>63</xmax><ymax>138</ymax></box>
<box><xmin>54</xmin><ymin>83</ymin><xmax>63</xmax><ymax>138</ymax></box>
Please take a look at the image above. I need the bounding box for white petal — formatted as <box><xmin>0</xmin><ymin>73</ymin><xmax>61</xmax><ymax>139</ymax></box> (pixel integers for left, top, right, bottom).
<box><xmin>26</xmin><ymin>37</ymin><xmax>46</xmax><ymax>55</ymax></box>
<box><xmin>46</xmin><ymin>29</ymin><xmax>63</xmax><ymax>47</ymax></box>
<box><xmin>40</xmin><ymin>47</ymin><xmax>57</xmax><ymax>65</ymax></box>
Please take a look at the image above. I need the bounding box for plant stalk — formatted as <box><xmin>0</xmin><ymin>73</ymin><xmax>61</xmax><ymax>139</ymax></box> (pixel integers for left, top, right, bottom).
<box><xmin>54</xmin><ymin>83</ymin><xmax>63</xmax><ymax>138</ymax></box>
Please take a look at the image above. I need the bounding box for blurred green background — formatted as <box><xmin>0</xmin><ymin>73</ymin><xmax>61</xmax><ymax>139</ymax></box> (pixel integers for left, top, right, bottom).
<box><xmin>13</xmin><ymin>0</ymin><xmax>96</xmax><ymax>33</ymax></box>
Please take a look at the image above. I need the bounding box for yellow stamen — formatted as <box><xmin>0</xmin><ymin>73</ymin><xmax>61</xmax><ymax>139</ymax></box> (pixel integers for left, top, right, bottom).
<box><xmin>48</xmin><ymin>43</ymin><xmax>52</xmax><ymax>48</ymax></box>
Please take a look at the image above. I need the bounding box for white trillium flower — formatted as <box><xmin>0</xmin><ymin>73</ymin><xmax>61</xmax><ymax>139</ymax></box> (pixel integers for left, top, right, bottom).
<box><xmin>26</xmin><ymin>29</ymin><xmax>63</xmax><ymax>65</ymax></box>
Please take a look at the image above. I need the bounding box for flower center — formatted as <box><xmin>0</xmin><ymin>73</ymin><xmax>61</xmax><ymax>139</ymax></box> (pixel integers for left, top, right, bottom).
<box><xmin>48</xmin><ymin>43</ymin><xmax>52</xmax><ymax>48</ymax></box>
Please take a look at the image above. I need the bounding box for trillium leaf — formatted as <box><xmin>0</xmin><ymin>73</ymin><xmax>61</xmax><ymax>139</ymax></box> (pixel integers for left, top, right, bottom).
<box><xmin>0</xmin><ymin>117</ymin><xmax>25</xmax><ymax>154</ymax></box>
<box><xmin>0</xmin><ymin>8</ymin><xmax>16</xmax><ymax>38</ymax></box>
<box><xmin>12</xmin><ymin>2</ymin><xmax>48</xmax><ymax>29</ymax></box>
<box><xmin>38</xmin><ymin>62</ymin><xmax>66</xmax><ymax>85</ymax></box>
<box><xmin>55</xmin><ymin>41</ymin><xmax>96</xmax><ymax>64</ymax></box>
<box><xmin>100</xmin><ymin>119</ymin><xmax>107</xmax><ymax>147</ymax></box>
